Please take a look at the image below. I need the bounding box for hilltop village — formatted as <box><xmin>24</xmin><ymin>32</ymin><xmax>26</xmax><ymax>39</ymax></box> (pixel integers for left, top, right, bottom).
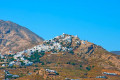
<box><xmin>0</xmin><ymin>33</ymin><xmax>120</xmax><ymax>80</ymax></box>
<box><xmin>0</xmin><ymin>33</ymin><xmax>81</xmax><ymax>67</ymax></box>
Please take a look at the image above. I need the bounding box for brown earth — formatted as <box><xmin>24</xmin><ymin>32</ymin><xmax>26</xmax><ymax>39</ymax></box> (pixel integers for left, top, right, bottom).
<box><xmin>0</xmin><ymin>20</ymin><xmax>44</xmax><ymax>54</ymax></box>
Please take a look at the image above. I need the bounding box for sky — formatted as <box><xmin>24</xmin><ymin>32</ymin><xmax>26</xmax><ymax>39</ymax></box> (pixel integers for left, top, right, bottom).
<box><xmin>0</xmin><ymin>0</ymin><xmax>120</xmax><ymax>51</ymax></box>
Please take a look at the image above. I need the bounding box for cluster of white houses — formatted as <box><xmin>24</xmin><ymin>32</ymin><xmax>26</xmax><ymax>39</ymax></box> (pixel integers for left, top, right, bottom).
<box><xmin>0</xmin><ymin>34</ymin><xmax>82</xmax><ymax>67</ymax></box>
<box><xmin>12</xmin><ymin>33</ymin><xmax>80</xmax><ymax>57</ymax></box>
<box><xmin>9</xmin><ymin>60</ymin><xmax>33</xmax><ymax>67</ymax></box>
<box><xmin>103</xmin><ymin>72</ymin><xmax>117</xmax><ymax>75</ymax></box>
<box><xmin>16</xmin><ymin>33</ymin><xmax>76</xmax><ymax>55</ymax></box>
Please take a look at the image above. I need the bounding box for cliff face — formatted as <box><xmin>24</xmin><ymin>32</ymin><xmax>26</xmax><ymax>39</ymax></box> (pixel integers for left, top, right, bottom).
<box><xmin>0</xmin><ymin>20</ymin><xmax>44</xmax><ymax>54</ymax></box>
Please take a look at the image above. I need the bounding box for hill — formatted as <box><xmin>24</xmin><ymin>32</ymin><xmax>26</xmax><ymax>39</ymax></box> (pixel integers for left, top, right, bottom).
<box><xmin>38</xmin><ymin>34</ymin><xmax>120</xmax><ymax>70</ymax></box>
<box><xmin>0</xmin><ymin>33</ymin><xmax>120</xmax><ymax>80</ymax></box>
<box><xmin>111</xmin><ymin>51</ymin><xmax>120</xmax><ymax>55</ymax></box>
<box><xmin>0</xmin><ymin>20</ymin><xmax>44</xmax><ymax>54</ymax></box>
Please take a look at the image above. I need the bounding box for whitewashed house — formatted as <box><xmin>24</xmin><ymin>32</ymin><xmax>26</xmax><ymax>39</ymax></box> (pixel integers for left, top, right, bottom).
<box><xmin>9</xmin><ymin>61</ymin><xmax>15</xmax><ymax>67</ymax></box>
<box><xmin>81</xmin><ymin>40</ymin><xmax>86</xmax><ymax>44</ymax></box>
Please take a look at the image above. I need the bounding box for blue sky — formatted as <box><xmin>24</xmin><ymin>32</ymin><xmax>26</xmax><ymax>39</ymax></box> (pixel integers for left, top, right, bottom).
<box><xmin>0</xmin><ymin>0</ymin><xmax>120</xmax><ymax>51</ymax></box>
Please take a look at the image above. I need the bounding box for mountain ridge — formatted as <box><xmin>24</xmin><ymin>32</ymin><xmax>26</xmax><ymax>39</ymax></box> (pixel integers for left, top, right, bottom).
<box><xmin>111</xmin><ymin>51</ymin><xmax>120</xmax><ymax>55</ymax></box>
<box><xmin>0</xmin><ymin>20</ymin><xmax>44</xmax><ymax>54</ymax></box>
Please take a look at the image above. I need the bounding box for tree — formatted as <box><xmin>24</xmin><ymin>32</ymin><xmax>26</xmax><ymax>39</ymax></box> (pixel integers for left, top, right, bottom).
<box><xmin>9</xmin><ymin>57</ymin><xmax>14</xmax><ymax>62</ymax></box>
<box><xmin>71</xmin><ymin>62</ymin><xmax>76</xmax><ymax>65</ymax></box>
<box><xmin>69</xmin><ymin>50</ymin><xmax>74</xmax><ymax>55</ymax></box>
<box><xmin>67</xmin><ymin>62</ymin><xmax>71</xmax><ymax>64</ymax></box>
<box><xmin>41</xmin><ymin>62</ymin><xmax>44</xmax><ymax>65</ymax></box>
<box><xmin>80</xmin><ymin>65</ymin><xmax>82</xmax><ymax>68</ymax></box>
<box><xmin>56</xmin><ymin>73</ymin><xmax>59</xmax><ymax>75</ymax></box>
<box><xmin>28</xmin><ymin>50</ymin><xmax>45</xmax><ymax>63</ymax></box>
<box><xmin>21</xmin><ymin>61</ymin><xmax>25</xmax><ymax>66</ymax></box>
<box><xmin>86</xmin><ymin>66</ymin><xmax>91</xmax><ymax>71</ymax></box>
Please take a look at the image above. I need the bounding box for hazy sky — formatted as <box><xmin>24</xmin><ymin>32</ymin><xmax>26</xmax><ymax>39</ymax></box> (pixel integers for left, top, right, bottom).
<box><xmin>0</xmin><ymin>0</ymin><xmax>120</xmax><ymax>51</ymax></box>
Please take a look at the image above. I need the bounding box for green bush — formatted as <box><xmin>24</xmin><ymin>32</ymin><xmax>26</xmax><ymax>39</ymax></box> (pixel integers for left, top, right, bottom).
<box><xmin>71</xmin><ymin>62</ymin><xmax>76</xmax><ymax>65</ymax></box>
<box><xmin>80</xmin><ymin>65</ymin><xmax>82</xmax><ymax>68</ymax></box>
<box><xmin>28</xmin><ymin>50</ymin><xmax>45</xmax><ymax>63</ymax></box>
<box><xmin>56</xmin><ymin>73</ymin><xmax>59</xmax><ymax>75</ymax></box>
<box><xmin>86</xmin><ymin>66</ymin><xmax>91</xmax><ymax>71</ymax></box>
<box><xmin>66</xmin><ymin>62</ymin><xmax>71</xmax><ymax>64</ymax></box>
<box><xmin>41</xmin><ymin>62</ymin><xmax>44</xmax><ymax>65</ymax></box>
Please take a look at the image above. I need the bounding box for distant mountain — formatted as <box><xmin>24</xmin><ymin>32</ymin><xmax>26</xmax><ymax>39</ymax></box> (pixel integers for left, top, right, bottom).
<box><xmin>0</xmin><ymin>20</ymin><xmax>44</xmax><ymax>54</ymax></box>
<box><xmin>111</xmin><ymin>51</ymin><xmax>120</xmax><ymax>55</ymax></box>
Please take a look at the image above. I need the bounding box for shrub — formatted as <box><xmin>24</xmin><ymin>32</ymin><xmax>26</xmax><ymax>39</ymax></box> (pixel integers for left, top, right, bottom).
<box><xmin>69</xmin><ymin>50</ymin><xmax>74</xmax><ymax>55</ymax></box>
<box><xmin>80</xmin><ymin>65</ymin><xmax>82</xmax><ymax>68</ymax></box>
<box><xmin>35</xmin><ymin>65</ymin><xmax>38</xmax><ymax>67</ymax></box>
<box><xmin>86</xmin><ymin>66</ymin><xmax>91</xmax><ymax>71</ymax></box>
<box><xmin>41</xmin><ymin>62</ymin><xmax>44</xmax><ymax>65</ymax></box>
<box><xmin>71</xmin><ymin>62</ymin><xmax>76</xmax><ymax>65</ymax></box>
<box><xmin>56</xmin><ymin>73</ymin><xmax>59</xmax><ymax>75</ymax></box>
<box><xmin>66</xmin><ymin>62</ymin><xmax>71</xmax><ymax>64</ymax></box>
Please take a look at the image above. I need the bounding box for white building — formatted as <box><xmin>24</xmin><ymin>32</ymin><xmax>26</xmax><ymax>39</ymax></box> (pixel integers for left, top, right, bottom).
<box><xmin>9</xmin><ymin>61</ymin><xmax>15</xmax><ymax>67</ymax></box>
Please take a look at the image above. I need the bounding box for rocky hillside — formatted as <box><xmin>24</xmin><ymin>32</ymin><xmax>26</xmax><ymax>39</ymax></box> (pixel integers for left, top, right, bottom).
<box><xmin>0</xmin><ymin>20</ymin><xmax>44</xmax><ymax>54</ymax></box>
<box><xmin>12</xmin><ymin>33</ymin><xmax>120</xmax><ymax>70</ymax></box>
<box><xmin>0</xmin><ymin>33</ymin><xmax>120</xmax><ymax>80</ymax></box>
<box><xmin>38</xmin><ymin>34</ymin><xmax>120</xmax><ymax>70</ymax></box>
